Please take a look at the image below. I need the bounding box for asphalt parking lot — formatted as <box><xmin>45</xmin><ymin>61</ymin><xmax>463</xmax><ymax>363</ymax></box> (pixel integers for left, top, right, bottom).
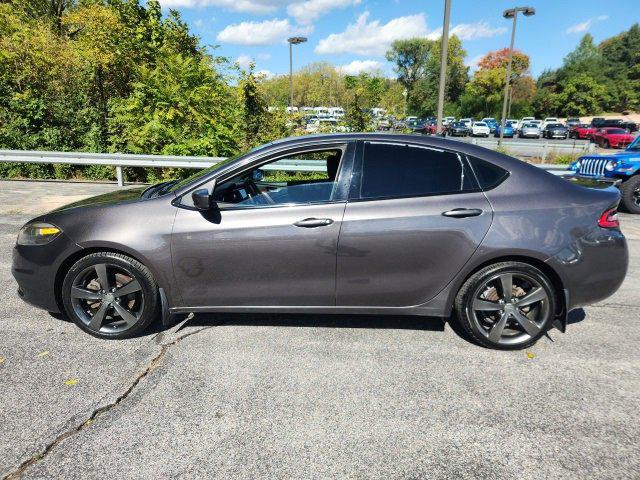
<box><xmin>1</xmin><ymin>180</ymin><xmax>639</xmax><ymax>479</ymax></box>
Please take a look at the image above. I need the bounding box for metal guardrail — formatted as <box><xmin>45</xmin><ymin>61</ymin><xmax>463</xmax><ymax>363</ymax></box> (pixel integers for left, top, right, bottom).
<box><xmin>466</xmin><ymin>138</ymin><xmax>596</xmax><ymax>158</ymax></box>
<box><xmin>0</xmin><ymin>149</ymin><xmax>571</xmax><ymax>186</ymax></box>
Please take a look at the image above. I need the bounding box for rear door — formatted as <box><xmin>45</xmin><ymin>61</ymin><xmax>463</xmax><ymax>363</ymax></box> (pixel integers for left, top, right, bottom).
<box><xmin>336</xmin><ymin>141</ymin><xmax>492</xmax><ymax>307</ymax></box>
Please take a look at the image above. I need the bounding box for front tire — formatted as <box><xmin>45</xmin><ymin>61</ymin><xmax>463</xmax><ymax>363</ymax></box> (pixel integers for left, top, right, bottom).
<box><xmin>61</xmin><ymin>252</ymin><xmax>159</xmax><ymax>339</ymax></box>
<box><xmin>620</xmin><ymin>176</ymin><xmax>640</xmax><ymax>214</ymax></box>
<box><xmin>454</xmin><ymin>262</ymin><xmax>556</xmax><ymax>350</ymax></box>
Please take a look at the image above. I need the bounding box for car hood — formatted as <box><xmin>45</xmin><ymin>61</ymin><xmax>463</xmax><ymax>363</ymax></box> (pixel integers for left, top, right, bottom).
<box><xmin>577</xmin><ymin>150</ymin><xmax>640</xmax><ymax>161</ymax></box>
<box><xmin>49</xmin><ymin>186</ymin><xmax>149</xmax><ymax>213</ymax></box>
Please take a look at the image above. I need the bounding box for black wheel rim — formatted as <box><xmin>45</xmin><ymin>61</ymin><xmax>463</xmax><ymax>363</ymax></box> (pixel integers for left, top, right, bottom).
<box><xmin>70</xmin><ymin>263</ymin><xmax>144</xmax><ymax>334</ymax></box>
<box><xmin>469</xmin><ymin>272</ymin><xmax>550</xmax><ymax>346</ymax></box>
<box><xmin>633</xmin><ymin>186</ymin><xmax>640</xmax><ymax>207</ymax></box>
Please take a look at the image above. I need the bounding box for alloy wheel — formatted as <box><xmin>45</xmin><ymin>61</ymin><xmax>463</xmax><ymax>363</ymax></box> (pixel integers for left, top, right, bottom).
<box><xmin>469</xmin><ymin>272</ymin><xmax>550</xmax><ymax>346</ymax></box>
<box><xmin>633</xmin><ymin>186</ymin><xmax>640</xmax><ymax>207</ymax></box>
<box><xmin>69</xmin><ymin>263</ymin><xmax>144</xmax><ymax>334</ymax></box>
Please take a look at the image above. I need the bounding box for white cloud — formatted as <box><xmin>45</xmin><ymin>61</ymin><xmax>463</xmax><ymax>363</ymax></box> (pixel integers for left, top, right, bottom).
<box><xmin>158</xmin><ymin>0</ymin><xmax>287</xmax><ymax>14</ymax></box>
<box><xmin>427</xmin><ymin>21</ymin><xmax>507</xmax><ymax>41</ymax></box>
<box><xmin>257</xmin><ymin>53</ymin><xmax>272</xmax><ymax>60</ymax></box>
<box><xmin>256</xmin><ymin>69</ymin><xmax>275</xmax><ymax>79</ymax></box>
<box><xmin>465</xmin><ymin>54</ymin><xmax>483</xmax><ymax>71</ymax></box>
<box><xmin>193</xmin><ymin>19</ymin><xmax>204</xmax><ymax>28</ymax></box>
<box><xmin>217</xmin><ymin>18</ymin><xmax>312</xmax><ymax>46</ymax></box>
<box><xmin>566</xmin><ymin>15</ymin><xmax>609</xmax><ymax>34</ymax></box>
<box><xmin>315</xmin><ymin>12</ymin><xmax>428</xmax><ymax>56</ymax></box>
<box><xmin>236</xmin><ymin>54</ymin><xmax>254</xmax><ymax>69</ymax></box>
<box><xmin>287</xmin><ymin>0</ymin><xmax>361</xmax><ymax>25</ymax></box>
<box><xmin>337</xmin><ymin>59</ymin><xmax>383</xmax><ymax>75</ymax></box>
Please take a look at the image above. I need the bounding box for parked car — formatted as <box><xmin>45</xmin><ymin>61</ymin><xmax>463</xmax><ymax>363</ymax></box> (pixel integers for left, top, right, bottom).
<box><xmin>621</xmin><ymin>120</ymin><xmax>638</xmax><ymax>133</ymax></box>
<box><xmin>541</xmin><ymin>117</ymin><xmax>559</xmax><ymax>129</ymax></box>
<box><xmin>565</xmin><ymin>118</ymin><xmax>581</xmax><ymax>129</ymax></box>
<box><xmin>443</xmin><ymin>116</ymin><xmax>456</xmax><ymax>126</ymax></box>
<box><xmin>516</xmin><ymin>117</ymin><xmax>536</xmax><ymax>131</ymax></box>
<box><xmin>459</xmin><ymin>118</ymin><xmax>473</xmax><ymax>129</ymax></box>
<box><xmin>569</xmin><ymin>123</ymin><xmax>596</xmax><ymax>140</ymax></box>
<box><xmin>494</xmin><ymin>122</ymin><xmax>515</xmax><ymax>138</ymax></box>
<box><xmin>13</xmin><ymin>133</ymin><xmax>628</xmax><ymax>350</ymax></box>
<box><xmin>446</xmin><ymin>121</ymin><xmax>469</xmax><ymax>137</ymax></box>
<box><xmin>591</xmin><ymin>118</ymin><xmax>638</xmax><ymax>133</ymax></box>
<box><xmin>542</xmin><ymin>123</ymin><xmax>569</xmax><ymax>139</ymax></box>
<box><xmin>519</xmin><ymin>122</ymin><xmax>541</xmax><ymax>139</ymax></box>
<box><xmin>570</xmin><ymin>134</ymin><xmax>640</xmax><ymax>213</ymax></box>
<box><xmin>377</xmin><ymin>117</ymin><xmax>392</xmax><ymax>131</ymax></box>
<box><xmin>591</xmin><ymin>127</ymin><xmax>635</xmax><ymax>149</ymax></box>
<box><xmin>471</xmin><ymin>121</ymin><xmax>490</xmax><ymax>137</ymax></box>
<box><xmin>407</xmin><ymin>118</ymin><xmax>427</xmax><ymax>134</ymax></box>
<box><xmin>481</xmin><ymin>118</ymin><xmax>498</xmax><ymax>133</ymax></box>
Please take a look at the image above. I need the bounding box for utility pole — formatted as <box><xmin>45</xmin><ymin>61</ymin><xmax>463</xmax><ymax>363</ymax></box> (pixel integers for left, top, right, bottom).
<box><xmin>499</xmin><ymin>6</ymin><xmax>535</xmax><ymax>144</ymax></box>
<box><xmin>435</xmin><ymin>0</ymin><xmax>452</xmax><ymax>136</ymax></box>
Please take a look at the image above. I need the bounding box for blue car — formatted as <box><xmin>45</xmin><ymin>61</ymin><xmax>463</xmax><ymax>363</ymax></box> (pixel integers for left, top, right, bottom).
<box><xmin>569</xmin><ymin>135</ymin><xmax>640</xmax><ymax>213</ymax></box>
<box><xmin>481</xmin><ymin>118</ymin><xmax>498</xmax><ymax>133</ymax></box>
<box><xmin>494</xmin><ymin>122</ymin><xmax>515</xmax><ymax>138</ymax></box>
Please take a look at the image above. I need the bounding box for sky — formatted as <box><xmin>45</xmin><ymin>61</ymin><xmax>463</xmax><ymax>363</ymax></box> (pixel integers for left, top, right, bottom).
<box><xmin>157</xmin><ymin>0</ymin><xmax>640</xmax><ymax>78</ymax></box>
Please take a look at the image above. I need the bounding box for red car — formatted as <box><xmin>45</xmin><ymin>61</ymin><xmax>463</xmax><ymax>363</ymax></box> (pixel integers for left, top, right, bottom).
<box><xmin>592</xmin><ymin>127</ymin><xmax>635</xmax><ymax>148</ymax></box>
<box><xmin>569</xmin><ymin>123</ymin><xmax>596</xmax><ymax>139</ymax></box>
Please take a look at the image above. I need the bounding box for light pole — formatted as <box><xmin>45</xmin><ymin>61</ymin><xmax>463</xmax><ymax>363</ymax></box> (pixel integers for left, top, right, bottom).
<box><xmin>435</xmin><ymin>0</ymin><xmax>451</xmax><ymax>136</ymax></box>
<box><xmin>287</xmin><ymin>36</ymin><xmax>307</xmax><ymax>112</ymax></box>
<box><xmin>499</xmin><ymin>6</ymin><xmax>535</xmax><ymax>144</ymax></box>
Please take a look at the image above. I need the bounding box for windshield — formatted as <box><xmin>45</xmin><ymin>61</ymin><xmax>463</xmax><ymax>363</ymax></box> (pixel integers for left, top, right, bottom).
<box><xmin>627</xmin><ymin>136</ymin><xmax>640</xmax><ymax>151</ymax></box>
<box><xmin>168</xmin><ymin>148</ymin><xmax>261</xmax><ymax>192</ymax></box>
<box><xmin>475</xmin><ymin>122</ymin><xmax>487</xmax><ymax>126</ymax></box>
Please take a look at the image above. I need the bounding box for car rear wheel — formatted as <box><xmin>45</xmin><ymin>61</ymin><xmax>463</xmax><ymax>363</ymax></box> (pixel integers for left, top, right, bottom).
<box><xmin>620</xmin><ymin>176</ymin><xmax>640</xmax><ymax>214</ymax></box>
<box><xmin>61</xmin><ymin>252</ymin><xmax>159</xmax><ymax>339</ymax></box>
<box><xmin>603</xmin><ymin>139</ymin><xmax>610</xmax><ymax>148</ymax></box>
<box><xmin>454</xmin><ymin>262</ymin><xmax>556</xmax><ymax>350</ymax></box>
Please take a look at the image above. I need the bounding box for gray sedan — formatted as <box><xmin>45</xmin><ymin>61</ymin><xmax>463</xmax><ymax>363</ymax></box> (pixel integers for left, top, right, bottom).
<box><xmin>12</xmin><ymin>134</ymin><xmax>628</xmax><ymax>349</ymax></box>
<box><xmin>519</xmin><ymin>122</ymin><xmax>542</xmax><ymax>139</ymax></box>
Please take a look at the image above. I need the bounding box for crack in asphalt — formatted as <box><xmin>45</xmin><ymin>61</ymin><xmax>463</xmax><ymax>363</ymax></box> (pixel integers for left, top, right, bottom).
<box><xmin>2</xmin><ymin>325</ymin><xmax>213</xmax><ymax>480</ymax></box>
<box><xmin>590</xmin><ymin>303</ymin><xmax>640</xmax><ymax>309</ymax></box>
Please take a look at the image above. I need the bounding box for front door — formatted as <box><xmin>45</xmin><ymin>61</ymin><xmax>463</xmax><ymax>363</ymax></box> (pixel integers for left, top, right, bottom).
<box><xmin>171</xmin><ymin>143</ymin><xmax>353</xmax><ymax>308</ymax></box>
<box><xmin>337</xmin><ymin>141</ymin><xmax>492</xmax><ymax>307</ymax></box>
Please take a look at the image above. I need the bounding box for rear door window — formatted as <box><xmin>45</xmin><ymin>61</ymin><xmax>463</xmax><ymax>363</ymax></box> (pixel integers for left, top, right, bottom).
<box><xmin>356</xmin><ymin>142</ymin><xmax>476</xmax><ymax>200</ymax></box>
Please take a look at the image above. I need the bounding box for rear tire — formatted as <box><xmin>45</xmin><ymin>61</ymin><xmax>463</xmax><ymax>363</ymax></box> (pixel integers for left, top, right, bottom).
<box><xmin>454</xmin><ymin>262</ymin><xmax>556</xmax><ymax>350</ymax></box>
<box><xmin>61</xmin><ymin>252</ymin><xmax>159</xmax><ymax>339</ymax></box>
<box><xmin>620</xmin><ymin>176</ymin><xmax>640</xmax><ymax>214</ymax></box>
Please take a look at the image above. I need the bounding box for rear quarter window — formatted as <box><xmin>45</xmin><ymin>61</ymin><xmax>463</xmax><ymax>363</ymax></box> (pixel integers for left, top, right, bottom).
<box><xmin>468</xmin><ymin>156</ymin><xmax>509</xmax><ymax>190</ymax></box>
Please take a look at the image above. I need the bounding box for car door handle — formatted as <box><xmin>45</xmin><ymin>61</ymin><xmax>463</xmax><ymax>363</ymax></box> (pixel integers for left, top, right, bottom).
<box><xmin>442</xmin><ymin>208</ymin><xmax>483</xmax><ymax>218</ymax></box>
<box><xmin>294</xmin><ymin>218</ymin><xmax>334</xmax><ymax>228</ymax></box>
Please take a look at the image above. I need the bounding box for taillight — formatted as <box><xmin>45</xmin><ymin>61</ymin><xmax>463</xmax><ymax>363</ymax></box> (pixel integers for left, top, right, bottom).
<box><xmin>598</xmin><ymin>208</ymin><xmax>620</xmax><ymax>229</ymax></box>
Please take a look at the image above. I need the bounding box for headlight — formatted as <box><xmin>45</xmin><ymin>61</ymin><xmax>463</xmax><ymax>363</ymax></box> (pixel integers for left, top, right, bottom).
<box><xmin>571</xmin><ymin>160</ymin><xmax>581</xmax><ymax>171</ymax></box>
<box><xmin>605</xmin><ymin>160</ymin><xmax>618</xmax><ymax>171</ymax></box>
<box><xmin>17</xmin><ymin>222</ymin><xmax>62</xmax><ymax>246</ymax></box>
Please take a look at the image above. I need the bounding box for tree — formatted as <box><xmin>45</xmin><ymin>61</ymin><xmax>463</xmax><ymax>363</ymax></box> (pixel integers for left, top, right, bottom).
<box><xmin>460</xmin><ymin>48</ymin><xmax>533</xmax><ymax>119</ymax></box>
<box><xmin>386</xmin><ymin>35</ymin><xmax>468</xmax><ymax>116</ymax></box>
<box><xmin>109</xmin><ymin>48</ymin><xmax>239</xmax><ymax>160</ymax></box>
<box><xmin>555</xmin><ymin>73</ymin><xmax>606</xmax><ymax>116</ymax></box>
<box><xmin>238</xmin><ymin>64</ymin><xmax>289</xmax><ymax>149</ymax></box>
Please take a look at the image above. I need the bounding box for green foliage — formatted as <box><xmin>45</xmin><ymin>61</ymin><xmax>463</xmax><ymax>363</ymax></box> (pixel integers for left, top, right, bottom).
<box><xmin>0</xmin><ymin>4</ymin><xmax>638</xmax><ymax>183</ymax></box>
<box><xmin>535</xmin><ymin>25</ymin><xmax>640</xmax><ymax>116</ymax></box>
<box><xmin>386</xmin><ymin>35</ymin><xmax>468</xmax><ymax>117</ymax></box>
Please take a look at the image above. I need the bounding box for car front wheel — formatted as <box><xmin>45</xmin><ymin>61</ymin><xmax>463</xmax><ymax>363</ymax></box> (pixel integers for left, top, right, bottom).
<box><xmin>454</xmin><ymin>262</ymin><xmax>556</xmax><ymax>350</ymax></box>
<box><xmin>61</xmin><ymin>252</ymin><xmax>159</xmax><ymax>339</ymax></box>
<box><xmin>620</xmin><ymin>175</ymin><xmax>640</xmax><ymax>214</ymax></box>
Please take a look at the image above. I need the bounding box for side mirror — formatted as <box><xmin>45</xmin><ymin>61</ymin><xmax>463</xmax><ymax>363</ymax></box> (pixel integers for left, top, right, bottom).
<box><xmin>192</xmin><ymin>188</ymin><xmax>212</xmax><ymax>211</ymax></box>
